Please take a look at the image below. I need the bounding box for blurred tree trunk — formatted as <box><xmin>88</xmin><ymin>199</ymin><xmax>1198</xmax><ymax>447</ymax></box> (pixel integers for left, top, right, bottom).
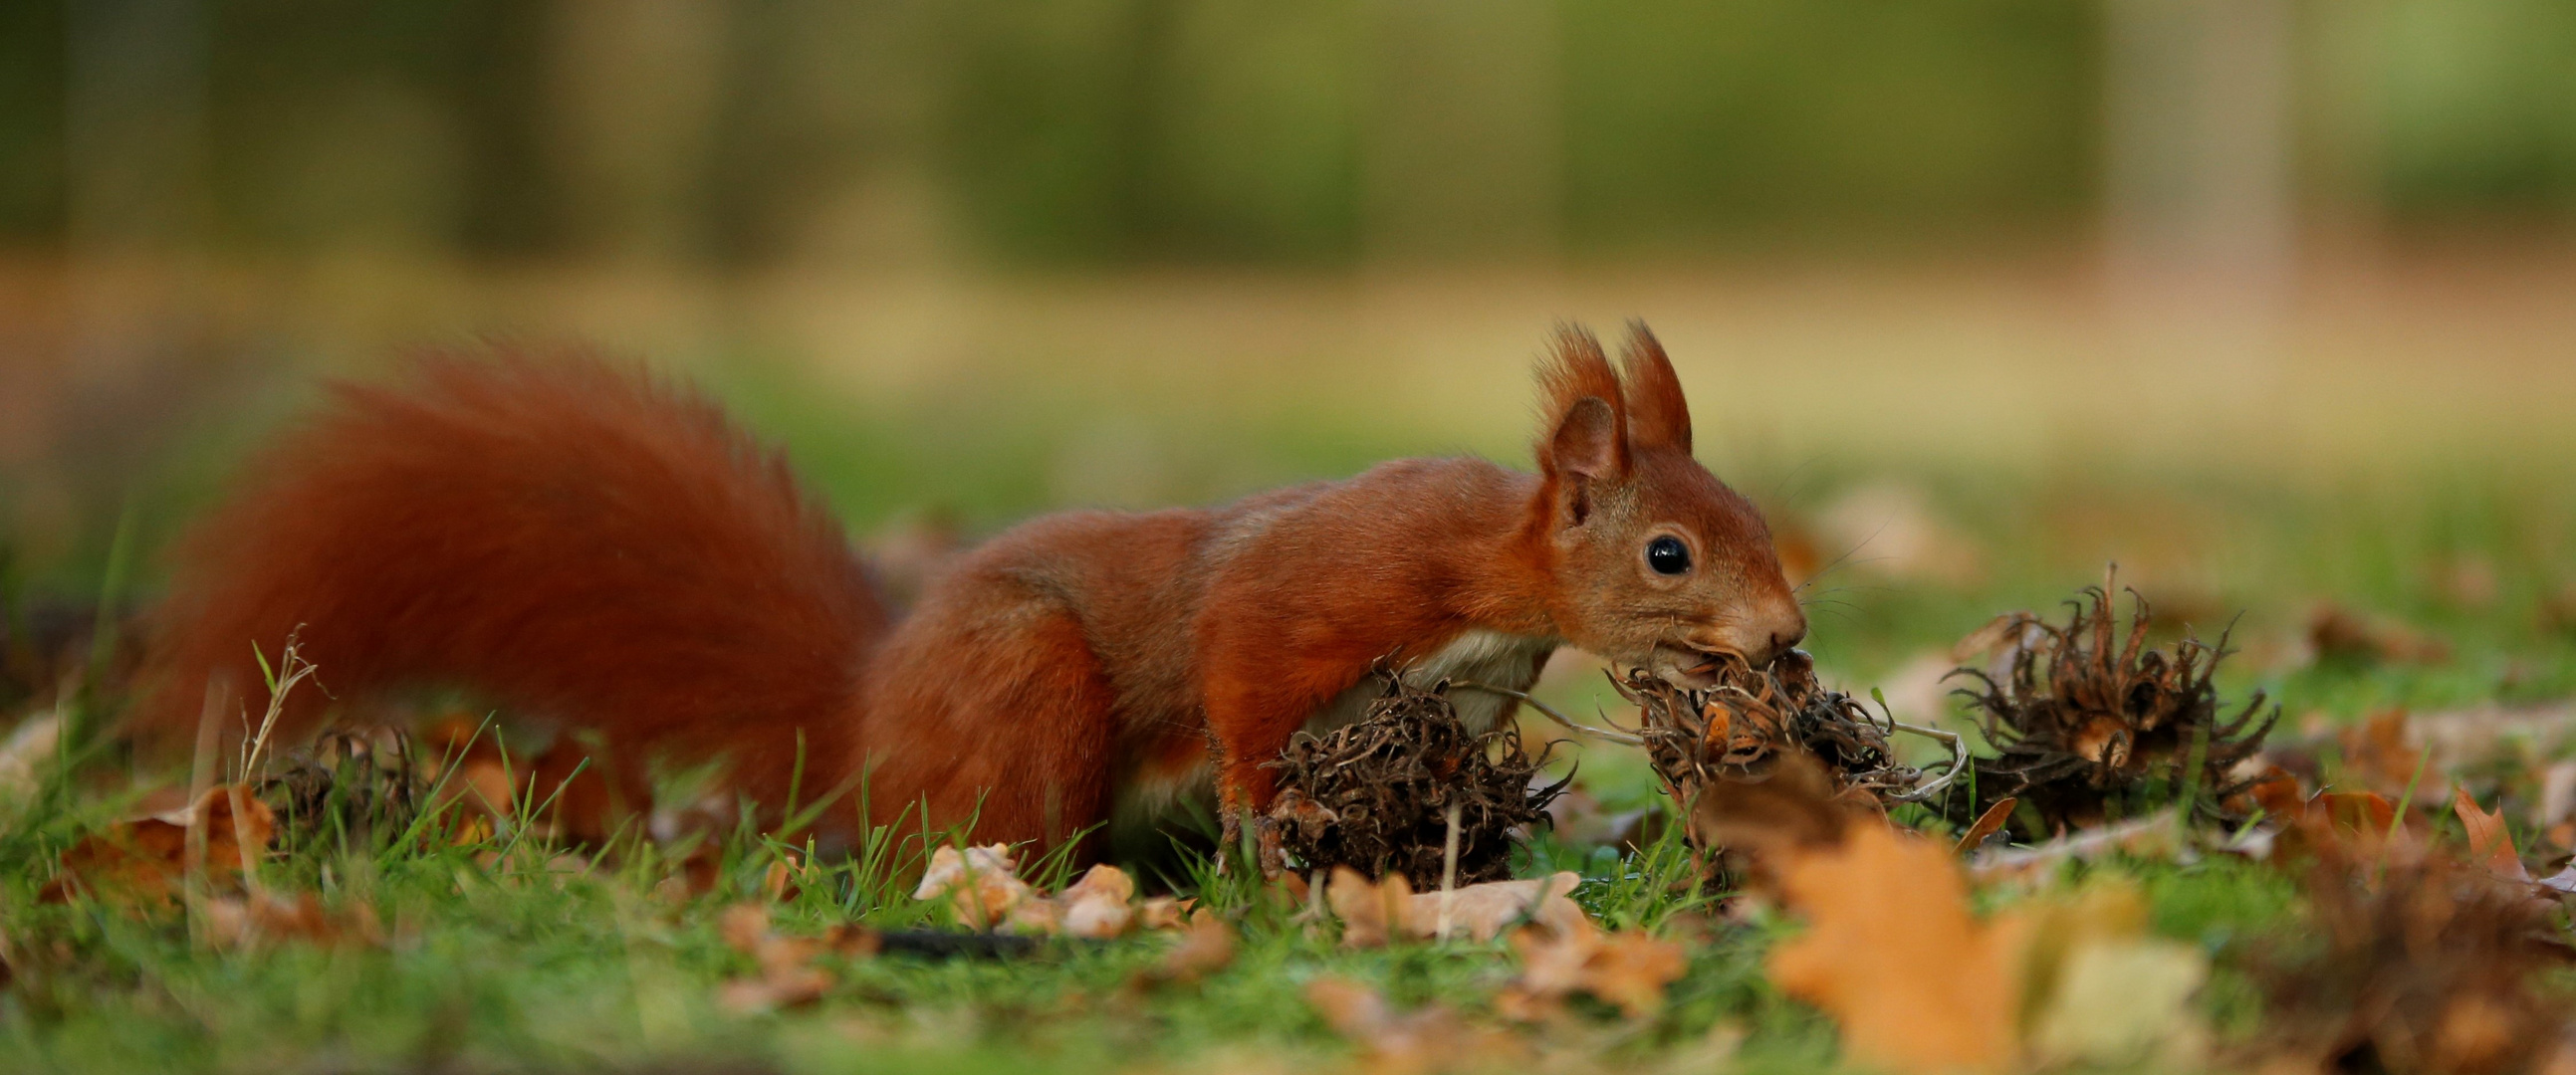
<box><xmin>1361</xmin><ymin>0</ymin><xmax>1562</xmax><ymax>265</ymax></box>
<box><xmin>544</xmin><ymin>0</ymin><xmax>732</xmax><ymax>263</ymax></box>
<box><xmin>2102</xmin><ymin>0</ymin><xmax>2296</xmax><ymax>329</ymax></box>
<box><xmin>64</xmin><ymin>0</ymin><xmax>208</xmax><ymax>357</ymax></box>
<box><xmin>44</xmin><ymin>0</ymin><xmax>214</xmax><ymax>561</ymax></box>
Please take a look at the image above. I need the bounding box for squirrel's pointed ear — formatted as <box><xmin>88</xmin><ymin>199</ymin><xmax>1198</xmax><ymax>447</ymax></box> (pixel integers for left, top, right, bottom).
<box><xmin>1549</xmin><ymin>396</ymin><xmax>1620</xmax><ymax>483</ymax></box>
<box><xmin>1619</xmin><ymin>322</ymin><xmax>1691</xmax><ymax>454</ymax></box>
<box><xmin>1536</xmin><ymin>326</ymin><xmax>1630</xmax><ymax>486</ymax></box>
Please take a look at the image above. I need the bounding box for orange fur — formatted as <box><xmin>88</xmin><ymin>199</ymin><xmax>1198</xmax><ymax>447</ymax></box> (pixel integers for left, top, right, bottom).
<box><xmin>130</xmin><ymin>327</ymin><xmax>1804</xmax><ymax>860</ymax></box>
<box><xmin>130</xmin><ymin>348</ymin><xmax>882</xmax><ymax>839</ymax></box>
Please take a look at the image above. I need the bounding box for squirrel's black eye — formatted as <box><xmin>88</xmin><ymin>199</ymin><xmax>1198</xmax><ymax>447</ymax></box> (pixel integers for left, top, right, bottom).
<box><xmin>1645</xmin><ymin>536</ymin><xmax>1691</xmax><ymax>575</ymax></box>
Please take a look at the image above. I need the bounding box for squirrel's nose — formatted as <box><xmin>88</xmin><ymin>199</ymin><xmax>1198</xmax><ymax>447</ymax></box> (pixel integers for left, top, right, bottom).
<box><xmin>1742</xmin><ymin>601</ymin><xmax>1808</xmax><ymax>669</ymax></box>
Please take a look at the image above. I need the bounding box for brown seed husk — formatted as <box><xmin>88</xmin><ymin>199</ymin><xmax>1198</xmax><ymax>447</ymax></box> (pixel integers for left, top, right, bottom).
<box><xmin>1265</xmin><ymin>668</ymin><xmax>1563</xmax><ymax>884</ymax></box>
<box><xmin>1947</xmin><ymin>574</ymin><xmax>2276</xmax><ymax>837</ymax></box>
<box><xmin>2250</xmin><ymin>840</ymin><xmax>2571</xmax><ymax>1075</ymax></box>
<box><xmin>1621</xmin><ymin>648</ymin><xmax>1921</xmax><ymax>815</ymax></box>
<box><xmin>256</xmin><ymin>727</ymin><xmax>429</xmax><ymax>853</ymax></box>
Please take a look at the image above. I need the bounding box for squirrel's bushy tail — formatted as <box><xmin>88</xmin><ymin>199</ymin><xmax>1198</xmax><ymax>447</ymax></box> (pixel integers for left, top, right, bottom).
<box><xmin>128</xmin><ymin>345</ymin><xmax>886</xmax><ymax>831</ymax></box>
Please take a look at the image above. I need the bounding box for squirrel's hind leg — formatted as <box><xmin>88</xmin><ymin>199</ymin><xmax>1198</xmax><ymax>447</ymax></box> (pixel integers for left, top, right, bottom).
<box><xmin>859</xmin><ymin>599</ymin><xmax>1119</xmax><ymax>862</ymax></box>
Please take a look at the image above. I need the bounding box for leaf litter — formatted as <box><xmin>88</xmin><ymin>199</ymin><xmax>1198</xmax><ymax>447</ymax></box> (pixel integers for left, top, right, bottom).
<box><xmin>1699</xmin><ymin>752</ymin><xmax>2215</xmax><ymax>1073</ymax></box>
<box><xmin>2249</xmin><ymin>827</ymin><xmax>2576</xmax><ymax>1075</ymax></box>
<box><xmin>17</xmin><ymin>566</ymin><xmax>2576</xmax><ymax>1075</ymax></box>
<box><xmin>911</xmin><ymin>844</ymin><xmax>1191</xmax><ymax>941</ymax></box>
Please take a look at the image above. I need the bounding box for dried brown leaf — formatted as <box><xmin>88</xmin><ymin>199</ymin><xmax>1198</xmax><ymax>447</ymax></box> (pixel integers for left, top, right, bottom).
<box><xmin>2255</xmin><ymin>844</ymin><xmax>2563</xmax><ymax>1075</ymax></box>
<box><xmin>1144</xmin><ymin>912</ymin><xmax>1236</xmax><ymax>985</ymax></box>
<box><xmin>913</xmin><ymin>844</ymin><xmax>1039</xmax><ymax>932</ymax></box>
<box><xmin>1503</xmin><ymin>915</ymin><xmax>1687</xmax><ymax>1020</ymax></box>
<box><xmin>1328</xmin><ymin>867</ymin><xmax>1413</xmax><ymax>948</ymax></box>
<box><xmin>1304</xmin><ymin>977</ymin><xmax>1521</xmax><ymax>1075</ymax></box>
<box><xmin>1325</xmin><ymin>868</ymin><xmax>1585</xmax><ymax>946</ymax></box>
<box><xmin>42</xmin><ymin>783</ymin><xmax>276</xmax><ymax>906</ymax></box>
<box><xmin>1135</xmin><ymin>896</ymin><xmax>1192</xmax><ymax>932</ymax></box>
<box><xmin>2310</xmin><ymin>603</ymin><xmax>2451</xmax><ymax>666</ymax></box>
<box><xmin>1684</xmin><ymin>750</ymin><xmax>1875</xmax><ymax>879</ymax></box>
<box><xmin>713</xmin><ymin>902</ymin><xmax>876</xmax><ymax>1012</ymax></box>
<box><xmin>1954</xmin><ymin>796</ymin><xmax>2017</xmax><ymax>855</ymax></box>
<box><xmin>1414</xmin><ymin>871</ymin><xmax>1583</xmax><ymax>943</ymax></box>
<box><xmin>2452</xmin><ymin>786</ymin><xmax>2530</xmax><ymax>882</ymax></box>
<box><xmin>1059</xmin><ymin>863</ymin><xmax>1138</xmax><ymax>940</ymax></box>
<box><xmin>202</xmin><ymin>891</ymin><xmax>383</xmax><ymax>951</ymax></box>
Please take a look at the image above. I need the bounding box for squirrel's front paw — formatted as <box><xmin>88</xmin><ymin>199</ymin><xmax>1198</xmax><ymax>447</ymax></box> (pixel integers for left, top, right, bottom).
<box><xmin>1254</xmin><ymin>815</ymin><xmax>1288</xmax><ymax>878</ymax></box>
<box><xmin>1216</xmin><ymin>810</ymin><xmax>1289</xmax><ymax>879</ymax></box>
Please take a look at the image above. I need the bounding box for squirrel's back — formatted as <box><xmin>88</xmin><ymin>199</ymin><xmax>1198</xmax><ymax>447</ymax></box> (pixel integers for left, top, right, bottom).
<box><xmin>130</xmin><ymin>346</ymin><xmax>886</xmax><ymax>829</ymax></box>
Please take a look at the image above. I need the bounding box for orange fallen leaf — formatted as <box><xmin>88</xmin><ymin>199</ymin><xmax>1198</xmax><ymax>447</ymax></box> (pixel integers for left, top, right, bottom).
<box><xmin>2337</xmin><ymin>710</ymin><xmax>2431</xmax><ymax>798</ymax></box>
<box><xmin>713</xmin><ymin>902</ymin><xmax>877</xmax><ymax>1012</ymax></box>
<box><xmin>911</xmin><ymin>849</ymin><xmax>1176</xmax><ymax>939</ymax></box>
<box><xmin>1326</xmin><ymin>869</ymin><xmax>1587</xmax><ymax>946</ymax></box>
<box><xmin>2236</xmin><ymin>763</ymin><xmax>2306</xmax><ymax>820</ymax></box>
<box><xmin>913</xmin><ymin>844</ymin><xmax>1040</xmax><ymax>931</ymax></box>
<box><xmin>1144</xmin><ymin>911</ymin><xmax>1236</xmax><ymax>985</ymax></box>
<box><xmin>1059</xmin><ymin>863</ymin><xmax>1138</xmax><ymax>940</ymax></box>
<box><xmin>201</xmin><ymin>891</ymin><xmax>383</xmax><ymax>951</ymax></box>
<box><xmin>1304</xmin><ymin>976</ymin><xmax>1521</xmax><ymax>1075</ymax></box>
<box><xmin>1327</xmin><ymin>867</ymin><xmax>1413</xmax><ymax>948</ymax></box>
<box><xmin>1767</xmin><ymin>823</ymin><xmax>2025</xmax><ymax>1074</ymax></box>
<box><xmin>1135</xmin><ymin>895</ymin><xmax>1192</xmax><ymax>932</ymax></box>
<box><xmin>1954</xmin><ymin>797</ymin><xmax>2017</xmax><ymax>855</ymax></box>
<box><xmin>2451</xmin><ymin>786</ymin><xmax>2530</xmax><ymax>882</ymax></box>
<box><xmin>762</xmin><ymin>850</ymin><xmax>804</xmax><ymax>902</ymax></box>
<box><xmin>42</xmin><ymin>784</ymin><xmax>276</xmax><ymax>906</ymax></box>
<box><xmin>1503</xmin><ymin>913</ymin><xmax>1688</xmax><ymax>1020</ymax></box>
<box><xmin>2310</xmin><ymin>605</ymin><xmax>2450</xmax><ymax>666</ymax></box>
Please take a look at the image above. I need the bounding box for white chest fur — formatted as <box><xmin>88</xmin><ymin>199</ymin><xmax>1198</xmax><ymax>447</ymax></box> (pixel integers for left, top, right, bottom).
<box><xmin>1300</xmin><ymin>628</ymin><xmax>1562</xmax><ymax>738</ymax></box>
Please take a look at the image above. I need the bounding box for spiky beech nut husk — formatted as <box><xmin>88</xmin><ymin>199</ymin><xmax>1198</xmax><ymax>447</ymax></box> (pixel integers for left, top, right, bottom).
<box><xmin>1946</xmin><ymin>574</ymin><xmax>2276</xmax><ymax>838</ymax></box>
<box><xmin>1264</xmin><ymin>667</ymin><xmax>1564</xmax><ymax>884</ymax></box>
<box><xmin>1621</xmin><ymin>648</ymin><xmax>1922</xmax><ymax>815</ymax></box>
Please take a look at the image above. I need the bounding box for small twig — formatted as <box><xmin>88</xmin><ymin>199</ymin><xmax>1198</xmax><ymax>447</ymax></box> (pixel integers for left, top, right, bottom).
<box><xmin>1436</xmin><ymin>800</ymin><xmax>1462</xmax><ymax>942</ymax></box>
<box><xmin>1450</xmin><ymin>680</ymin><xmax>1645</xmax><ymax>747</ymax></box>
<box><xmin>1967</xmin><ymin>810</ymin><xmax>2182</xmax><ymax>881</ymax></box>
<box><xmin>1884</xmin><ymin>720</ymin><xmax>1969</xmax><ymax>803</ymax></box>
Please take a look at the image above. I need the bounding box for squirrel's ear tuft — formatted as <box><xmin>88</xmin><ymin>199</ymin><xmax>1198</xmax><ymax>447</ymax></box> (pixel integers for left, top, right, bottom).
<box><xmin>1618</xmin><ymin>322</ymin><xmax>1691</xmax><ymax>454</ymax></box>
<box><xmin>1536</xmin><ymin>325</ymin><xmax>1630</xmax><ymax>483</ymax></box>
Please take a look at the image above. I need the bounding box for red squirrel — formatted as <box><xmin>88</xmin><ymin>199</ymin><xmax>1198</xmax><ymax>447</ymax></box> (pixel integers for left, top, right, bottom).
<box><xmin>127</xmin><ymin>323</ymin><xmax>1805</xmax><ymax>859</ymax></box>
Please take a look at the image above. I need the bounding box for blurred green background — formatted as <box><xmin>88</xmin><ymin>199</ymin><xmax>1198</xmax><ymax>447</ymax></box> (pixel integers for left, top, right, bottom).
<box><xmin>6</xmin><ymin>0</ymin><xmax>2575</xmax><ymax>262</ymax></box>
<box><xmin>2</xmin><ymin>0</ymin><xmax>2573</xmax><ymax>737</ymax></box>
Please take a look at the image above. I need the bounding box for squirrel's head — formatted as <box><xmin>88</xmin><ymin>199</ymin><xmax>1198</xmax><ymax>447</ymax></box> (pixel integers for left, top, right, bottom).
<box><xmin>1528</xmin><ymin>323</ymin><xmax>1805</xmax><ymax>687</ymax></box>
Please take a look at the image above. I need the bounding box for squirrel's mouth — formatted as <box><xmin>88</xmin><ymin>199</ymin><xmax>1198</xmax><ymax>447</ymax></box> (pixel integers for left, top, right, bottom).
<box><xmin>1645</xmin><ymin>641</ymin><xmax>1741</xmax><ymax>690</ymax></box>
